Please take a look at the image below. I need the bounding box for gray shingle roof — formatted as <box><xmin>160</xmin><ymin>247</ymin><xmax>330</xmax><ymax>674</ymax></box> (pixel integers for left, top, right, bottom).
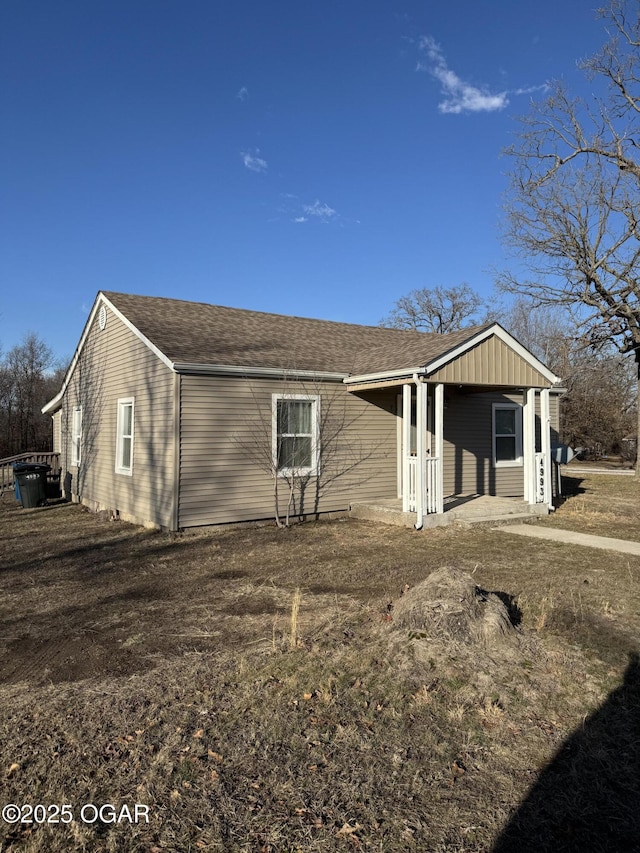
<box><xmin>102</xmin><ymin>291</ymin><xmax>494</xmax><ymax>376</ymax></box>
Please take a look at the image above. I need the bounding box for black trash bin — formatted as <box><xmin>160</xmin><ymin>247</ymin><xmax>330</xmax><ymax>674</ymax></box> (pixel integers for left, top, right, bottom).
<box><xmin>15</xmin><ymin>464</ymin><xmax>50</xmax><ymax>508</ymax></box>
<box><xmin>12</xmin><ymin>462</ymin><xmax>32</xmax><ymax>502</ymax></box>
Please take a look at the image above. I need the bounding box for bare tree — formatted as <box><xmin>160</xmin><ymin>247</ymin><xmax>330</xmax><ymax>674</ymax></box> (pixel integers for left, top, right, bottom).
<box><xmin>560</xmin><ymin>350</ymin><xmax>636</xmax><ymax>455</ymax></box>
<box><xmin>232</xmin><ymin>394</ymin><xmax>289</xmax><ymax>528</ymax></box>
<box><xmin>500</xmin><ymin>297</ymin><xmax>574</xmax><ymax>372</ymax></box>
<box><xmin>380</xmin><ymin>284</ymin><xmax>485</xmax><ymax>333</ymax></box>
<box><xmin>500</xmin><ymin>0</ymin><xmax>640</xmax><ymax>464</ymax></box>
<box><xmin>501</xmin><ymin>297</ymin><xmax>635</xmax><ymax>453</ymax></box>
<box><xmin>0</xmin><ymin>333</ymin><xmax>58</xmax><ymax>456</ymax></box>
<box><xmin>234</xmin><ymin>377</ymin><xmax>376</xmax><ymax>528</ymax></box>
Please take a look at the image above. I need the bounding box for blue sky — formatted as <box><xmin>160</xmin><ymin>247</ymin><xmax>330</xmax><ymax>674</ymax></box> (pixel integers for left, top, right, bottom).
<box><xmin>1</xmin><ymin>0</ymin><xmax>606</xmax><ymax>362</ymax></box>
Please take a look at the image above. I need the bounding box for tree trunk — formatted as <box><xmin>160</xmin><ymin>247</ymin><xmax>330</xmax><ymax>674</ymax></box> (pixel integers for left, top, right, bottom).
<box><xmin>636</xmin><ymin>354</ymin><xmax>640</xmax><ymax>476</ymax></box>
<box><xmin>273</xmin><ymin>475</ymin><xmax>284</xmax><ymax>528</ymax></box>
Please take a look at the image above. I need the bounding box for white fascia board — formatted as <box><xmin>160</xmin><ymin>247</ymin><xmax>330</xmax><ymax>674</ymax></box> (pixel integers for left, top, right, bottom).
<box><xmin>42</xmin><ymin>390</ymin><xmax>64</xmax><ymax>414</ymax></box>
<box><xmin>42</xmin><ymin>296</ymin><xmax>103</xmax><ymax>414</ymax></box>
<box><xmin>343</xmin><ymin>367</ymin><xmax>422</xmax><ymax>386</ymax></box>
<box><xmin>424</xmin><ymin>323</ymin><xmax>562</xmax><ymax>386</ymax></box>
<box><xmin>41</xmin><ymin>292</ymin><xmax>175</xmax><ymax>414</ymax></box>
<box><xmin>172</xmin><ymin>362</ymin><xmax>347</xmax><ymax>381</ymax></box>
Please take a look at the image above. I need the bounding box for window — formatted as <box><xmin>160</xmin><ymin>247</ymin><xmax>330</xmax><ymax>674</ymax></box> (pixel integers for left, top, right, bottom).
<box><xmin>71</xmin><ymin>406</ymin><xmax>82</xmax><ymax>466</ymax></box>
<box><xmin>115</xmin><ymin>397</ymin><xmax>134</xmax><ymax>475</ymax></box>
<box><xmin>272</xmin><ymin>395</ymin><xmax>319</xmax><ymax>476</ymax></box>
<box><xmin>493</xmin><ymin>403</ymin><xmax>523</xmax><ymax>467</ymax></box>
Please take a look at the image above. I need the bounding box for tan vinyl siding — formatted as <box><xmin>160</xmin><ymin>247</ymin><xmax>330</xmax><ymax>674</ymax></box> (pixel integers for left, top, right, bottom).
<box><xmin>442</xmin><ymin>389</ymin><xmax>520</xmax><ymax>497</ymax></box>
<box><xmin>179</xmin><ymin>378</ymin><xmax>397</xmax><ymax>527</ymax></box>
<box><xmin>441</xmin><ymin>388</ymin><xmax>562</xmax><ymax>498</ymax></box>
<box><xmin>427</xmin><ymin>335</ymin><xmax>550</xmax><ymax>387</ymax></box>
<box><xmin>59</xmin><ymin>305</ymin><xmax>176</xmax><ymax>528</ymax></box>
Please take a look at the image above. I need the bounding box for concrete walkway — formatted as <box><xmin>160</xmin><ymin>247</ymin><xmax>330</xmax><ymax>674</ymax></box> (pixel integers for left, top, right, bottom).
<box><xmin>561</xmin><ymin>466</ymin><xmax>635</xmax><ymax>476</ymax></box>
<box><xmin>494</xmin><ymin>524</ymin><xmax>640</xmax><ymax>556</ymax></box>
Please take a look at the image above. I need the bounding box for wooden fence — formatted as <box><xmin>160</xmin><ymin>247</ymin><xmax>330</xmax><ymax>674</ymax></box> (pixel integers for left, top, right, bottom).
<box><xmin>0</xmin><ymin>452</ymin><xmax>61</xmax><ymax>493</ymax></box>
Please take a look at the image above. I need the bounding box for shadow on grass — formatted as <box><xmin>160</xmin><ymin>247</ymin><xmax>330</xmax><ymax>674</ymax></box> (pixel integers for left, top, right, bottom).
<box><xmin>493</xmin><ymin>651</ymin><xmax>640</xmax><ymax>852</ymax></box>
<box><xmin>550</xmin><ymin>607</ymin><xmax>640</xmax><ymax>667</ymax></box>
<box><xmin>1</xmin><ymin>524</ymin><xmax>205</xmax><ymax>578</ymax></box>
<box><xmin>557</xmin><ymin>475</ymin><xmax>585</xmax><ymax>500</ymax></box>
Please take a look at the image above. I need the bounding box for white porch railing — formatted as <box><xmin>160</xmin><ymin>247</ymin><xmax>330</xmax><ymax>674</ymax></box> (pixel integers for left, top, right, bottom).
<box><xmin>406</xmin><ymin>456</ymin><xmax>440</xmax><ymax>514</ymax></box>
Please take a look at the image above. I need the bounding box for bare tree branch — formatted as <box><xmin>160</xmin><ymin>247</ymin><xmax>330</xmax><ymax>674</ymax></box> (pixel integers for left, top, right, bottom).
<box><xmin>500</xmin><ymin>1</ymin><xmax>640</xmax><ymax>463</ymax></box>
<box><xmin>380</xmin><ymin>284</ymin><xmax>485</xmax><ymax>333</ymax></box>
<box><xmin>233</xmin><ymin>374</ymin><xmax>377</xmax><ymax>528</ymax></box>
<box><xmin>0</xmin><ymin>333</ymin><xmax>60</xmax><ymax>456</ymax></box>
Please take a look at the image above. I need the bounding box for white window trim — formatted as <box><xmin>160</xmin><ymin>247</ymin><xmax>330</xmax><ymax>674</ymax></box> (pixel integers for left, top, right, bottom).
<box><xmin>272</xmin><ymin>393</ymin><xmax>320</xmax><ymax>477</ymax></box>
<box><xmin>71</xmin><ymin>405</ymin><xmax>82</xmax><ymax>466</ymax></box>
<box><xmin>115</xmin><ymin>397</ymin><xmax>135</xmax><ymax>476</ymax></box>
<box><xmin>492</xmin><ymin>403</ymin><xmax>523</xmax><ymax>468</ymax></box>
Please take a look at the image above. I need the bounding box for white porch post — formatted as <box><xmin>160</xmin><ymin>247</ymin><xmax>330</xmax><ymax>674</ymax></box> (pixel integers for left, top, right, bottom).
<box><xmin>402</xmin><ymin>383</ymin><xmax>412</xmax><ymax>512</ymax></box>
<box><xmin>434</xmin><ymin>383</ymin><xmax>444</xmax><ymax>514</ymax></box>
<box><xmin>523</xmin><ymin>388</ymin><xmax>536</xmax><ymax>504</ymax></box>
<box><xmin>540</xmin><ymin>388</ymin><xmax>553</xmax><ymax>509</ymax></box>
<box><xmin>415</xmin><ymin>379</ymin><xmax>427</xmax><ymax>528</ymax></box>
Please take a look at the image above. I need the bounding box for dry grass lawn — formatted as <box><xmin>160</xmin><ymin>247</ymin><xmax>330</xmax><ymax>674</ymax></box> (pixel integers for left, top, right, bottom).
<box><xmin>1</xmin><ymin>486</ymin><xmax>640</xmax><ymax>852</ymax></box>
<box><xmin>539</xmin><ymin>469</ymin><xmax>640</xmax><ymax>542</ymax></box>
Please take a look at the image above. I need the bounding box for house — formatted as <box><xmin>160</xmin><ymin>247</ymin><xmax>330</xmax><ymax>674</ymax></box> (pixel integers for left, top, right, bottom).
<box><xmin>43</xmin><ymin>291</ymin><xmax>562</xmax><ymax>531</ymax></box>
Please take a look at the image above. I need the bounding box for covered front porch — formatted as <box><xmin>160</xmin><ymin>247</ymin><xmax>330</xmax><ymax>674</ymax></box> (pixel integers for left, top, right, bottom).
<box><xmin>344</xmin><ymin>324</ymin><xmax>562</xmax><ymax>529</ymax></box>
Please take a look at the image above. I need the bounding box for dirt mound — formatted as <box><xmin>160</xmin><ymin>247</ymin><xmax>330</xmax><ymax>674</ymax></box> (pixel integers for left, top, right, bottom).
<box><xmin>392</xmin><ymin>567</ymin><xmax>516</xmax><ymax>646</ymax></box>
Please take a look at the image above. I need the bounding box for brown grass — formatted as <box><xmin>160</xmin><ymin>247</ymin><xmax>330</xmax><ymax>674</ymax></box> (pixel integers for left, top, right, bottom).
<box><xmin>540</xmin><ymin>470</ymin><xmax>640</xmax><ymax>541</ymax></box>
<box><xmin>1</xmin><ymin>490</ymin><xmax>640</xmax><ymax>851</ymax></box>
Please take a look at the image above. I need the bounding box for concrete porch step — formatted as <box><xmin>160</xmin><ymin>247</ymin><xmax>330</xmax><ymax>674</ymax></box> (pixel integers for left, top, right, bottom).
<box><xmin>348</xmin><ymin>502</ymin><xmax>415</xmax><ymax>527</ymax></box>
<box><xmin>453</xmin><ymin>511</ymin><xmax>544</xmax><ymax>526</ymax></box>
<box><xmin>349</xmin><ymin>496</ymin><xmax>549</xmax><ymax>529</ymax></box>
<box><xmin>446</xmin><ymin>505</ymin><xmax>546</xmax><ymax>520</ymax></box>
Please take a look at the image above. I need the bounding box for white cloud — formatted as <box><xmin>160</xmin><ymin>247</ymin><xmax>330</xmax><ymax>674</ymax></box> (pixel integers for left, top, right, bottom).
<box><xmin>277</xmin><ymin>195</ymin><xmax>347</xmax><ymax>225</ymax></box>
<box><xmin>241</xmin><ymin>150</ymin><xmax>268</xmax><ymax>173</ymax></box>
<box><xmin>237</xmin><ymin>86</ymin><xmax>248</xmax><ymax>101</ymax></box>
<box><xmin>418</xmin><ymin>36</ymin><xmax>549</xmax><ymax>115</ymax></box>
<box><xmin>512</xmin><ymin>84</ymin><xmax>549</xmax><ymax>97</ymax></box>
<box><xmin>303</xmin><ymin>200</ymin><xmax>337</xmax><ymax>222</ymax></box>
<box><xmin>418</xmin><ymin>36</ymin><xmax>508</xmax><ymax>114</ymax></box>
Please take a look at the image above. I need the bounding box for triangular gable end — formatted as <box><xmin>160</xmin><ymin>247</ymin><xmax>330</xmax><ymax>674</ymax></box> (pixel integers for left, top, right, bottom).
<box><xmin>41</xmin><ymin>292</ymin><xmax>173</xmax><ymax>414</ymax></box>
<box><xmin>424</xmin><ymin>325</ymin><xmax>559</xmax><ymax>388</ymax></box>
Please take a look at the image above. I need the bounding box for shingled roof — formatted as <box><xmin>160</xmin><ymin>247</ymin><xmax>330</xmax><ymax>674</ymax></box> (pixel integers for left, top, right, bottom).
<box><xmin>103</xmin><ymin>291</ymin><xmax>494</xmax><ymax>376</ymax></box>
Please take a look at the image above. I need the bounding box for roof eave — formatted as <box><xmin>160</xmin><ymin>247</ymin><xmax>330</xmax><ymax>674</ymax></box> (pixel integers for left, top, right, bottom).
<box><xmin>172</xmin><ymin>362</ymin><xmax>348</xmax><ymax>381</ymax></box>
<box><xmin>42</xmin><ymin>392</ymin><xmax>64</xmax><ymax>415</ymax></box>
<box><xmin>343</xmin><ymin>366</ymin><xmax>424</xmax><ymax>386</ymax></box>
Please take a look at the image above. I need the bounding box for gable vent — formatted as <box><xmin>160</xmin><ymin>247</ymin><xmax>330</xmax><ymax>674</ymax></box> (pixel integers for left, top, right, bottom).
<box><xmin>98</xmin><ymin>305</ymin><xmax>107</xmax><ymax>330</ymax></box>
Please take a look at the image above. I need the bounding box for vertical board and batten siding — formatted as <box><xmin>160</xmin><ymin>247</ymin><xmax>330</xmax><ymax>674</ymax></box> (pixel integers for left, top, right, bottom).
<box><xmin>442</xmin><ymin>388</ymin><xmax>560</xmax><ymax>498</ymax></box>
<box><xmin>427</xmin><ymin>335</ymin><xmax>550</xmax><ymax>387</ymax></box>
<box><xmin>60</xmin><ymin>304</ymin><xmax>176</xmax><ymax>528</ymax></box>
<box><xmin>179</xmin><ymin>377</ymin><xmax>397</xmax><ymax>527</ymax></box>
